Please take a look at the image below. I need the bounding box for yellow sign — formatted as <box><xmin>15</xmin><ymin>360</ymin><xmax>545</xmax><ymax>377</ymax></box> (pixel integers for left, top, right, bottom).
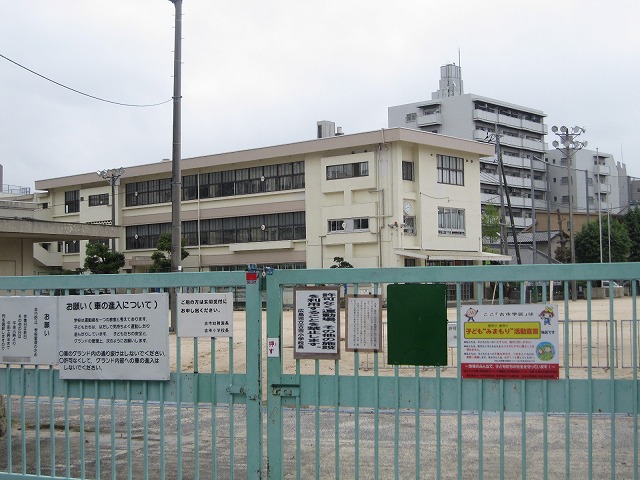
<box><xmin>464</xmin><ymin>322</ymin><xmax>541</xmax><ymax>339</ymax></box>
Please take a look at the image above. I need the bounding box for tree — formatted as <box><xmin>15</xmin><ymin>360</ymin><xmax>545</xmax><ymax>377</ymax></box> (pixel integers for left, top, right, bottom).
<box><xmin>148</xmin><ymin>232</ymin><xmax>190</xmax><ymax>273</ymax></box>
<box><xmin>330</xmin><ymin>256</ymin><xmax>353</xmax><ymax>268</ymax></box>
<box><xmin>622</xmin><ymin>207</ymin><xmax>640</xmax><ymax>262</ymax></box>
<box><xmin>481</xmin><ymin>204</ymin><xmax>501</xmax><ymax>244</ymax></box>
<box><xmin>574</xmin><ymin>217</ymin><xmax>631</xmax><ymax>263</ymax></box>
<box><xmin>84</xmin><ymin>242</ymin><xmax>125</xmax><ymax>274</ymax></box>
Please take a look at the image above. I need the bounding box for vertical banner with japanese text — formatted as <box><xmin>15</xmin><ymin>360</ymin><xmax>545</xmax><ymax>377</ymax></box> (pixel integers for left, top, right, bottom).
<box><xmin>461</xmin><ymin>303</ymin><xmax>559</xmax><ymax>379</ymax></box>
<box><xmin>58</xmin><ymin>293</ymin><xmax>170</xmax><ymax>380</ymax></box>
<box><xmin>293</xmin><ymin>287</ymin><xmax>340</xmax><ymax>359</ymax></box>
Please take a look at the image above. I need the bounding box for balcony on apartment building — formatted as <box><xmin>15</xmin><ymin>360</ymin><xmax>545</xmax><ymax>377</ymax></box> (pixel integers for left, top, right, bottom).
<box><xmin>472</xmin><ymin>109</ymin><xmax>547</xmax><ymax>134</ymax></box>
<box><xmin>594</xmin><ymin>164</ymin><xmax>611</xmax><ymax>175</ymax></box>
<box><xmin>480</xmin><ymin>192</ymin><xmax>547</xmax><ymax>210</ymax></box>
<box><xmin>416</xmin><ymin>111</ymin><xmax>442</xmax><ymax>127</ymax></box>
<box><xmin>473</xmin><ymin>130</ymin><xmax>547</xmax><ymax>153</ymax></box>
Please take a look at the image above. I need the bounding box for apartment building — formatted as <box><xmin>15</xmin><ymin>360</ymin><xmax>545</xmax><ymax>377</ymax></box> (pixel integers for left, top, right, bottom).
<box><xmin>33</xmin><ymin>128</ymin><xmax>503</xmax><ymax>284</ymax></box>
<box><xmin>545</xmin><ymin>148</ymin><xmax>627</xmax><ymax>216</ymax></box>
<box><xmin>388</xmin><ymin>64</ymin><xmax>548</xmax><ymax>229</ymax></box>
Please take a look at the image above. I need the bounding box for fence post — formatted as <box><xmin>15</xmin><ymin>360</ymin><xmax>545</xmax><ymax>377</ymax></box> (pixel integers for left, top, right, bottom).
<box><xmin>0</xmin><ymin>395</ymin><xmax>5</xmax><ymax>437</ymax></box>
<box><xmin>245</xmin><ymin>267</ymin><xmax>263</xmax><ymax>478</ymax></box>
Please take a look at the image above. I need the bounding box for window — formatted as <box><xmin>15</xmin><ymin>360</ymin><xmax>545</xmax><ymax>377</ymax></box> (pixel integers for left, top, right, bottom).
<box><xmin>64</xmin><ymin>240</ymin><xmax>80</xmax><ymax>253</ymax></box>
<box><xmin>403</xmin><ymin>216</ymin><xmax>416</xmax><ymax>235</ymax></box>
<box><xmin>64</xmin><ymin>190</ymin><xmax>80</xmax><ymax>213</ymax></box>
<box><xmin>125</xmin><ymin>178</ymin><xmax>172</xmax><ymax>206</ymax></box>
<box><xmin>438</xmin><ymin>207</ymin><xmax>465</xmax><ymax>236</ymax></box>
<box><xmin>405</xmin><ymin>113</ymin><xmax>417</xmax><ymax>123</ymax></box>
<box><xmin>199</xmin><ymin>212</ymin><xmax>306</xmax><ymax>246</ymax></box>
<box><xmin>437</xmin><ymin>155</ymin><xmax>464</xmax><ymax>185</ymax></box>
<box><xmin>199</xmin><ymin>161</ymin><xmax>304</xmax><ymax>199</ymax></box>
<box><xmin>182</xmin><ymin>174</ymin><xmax>198</xmax><ymax>200</ymax></box>
<box><xmin>404</xmin><ymin>258</ymin><xmax>418</xmax><ymax>267</ymax></box>
<box><xmin>125</xmin><ymin>223</ymin><xmax>171</xmax><ymax>250</ymax></box>
<box><xmin>326</xmin><ymin>161</ymin><xmax>369</xmax><ymax>180</ymax></box>
<box><xmin>402</xmin><ymin>161</ymin><xmax>415</xmax><ymax>181</ymax></box>
<box><xmin>328</xmin><ymin>219</ymin><xmax>346</xmax><ymax>232</ymax></box>
<box><xmin>88</xmin><ymin>193</ymin><xmax>109</xmax><ymax>206</ymax></box>
<box><xmin>328</xmin><ymin>218</ymin><xmax>370</xmax><ymax>233</ymax></box>
<box><xmin>353</xmin><ymin>218</ymin><xmax>369</xmax><ymax>230</ymax></box>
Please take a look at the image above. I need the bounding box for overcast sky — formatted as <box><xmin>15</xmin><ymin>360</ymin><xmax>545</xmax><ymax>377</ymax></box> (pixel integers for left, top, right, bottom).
<box><xmin>2</xmin><ymin>0</ymin><xmax>639</xmax><ymax>191</ymax></box>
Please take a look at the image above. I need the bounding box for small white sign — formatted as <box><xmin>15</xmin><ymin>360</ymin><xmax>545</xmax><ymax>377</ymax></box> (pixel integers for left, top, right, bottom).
<box><xmin>447</xmin><ymin>321</ymin><xmax>457</xmax><ymax>348</ymax></box>
<box><xmin>267</xmin><ymin>337</ymin><xmax>280</xmax><ymax>357</ymax></box>
<box><xmin>0</xmin><ymin>296</ymin><xmax>58</xmax><ymax>365</ymax></box>
<box><xmin>58</xmin><ymin>293</ymin><xmax>170</xmax><ymax>380</ymax></box>
<box><xmin>177</xmin><ymin>292</ymin><xmax>234</xmax><ymax>338</ymax></box>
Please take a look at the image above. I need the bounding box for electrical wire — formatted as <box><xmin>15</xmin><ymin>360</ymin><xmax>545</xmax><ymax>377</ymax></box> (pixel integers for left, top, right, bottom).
<box><xmin>1</xmin><ymin>52</ymin><xmax>172</xmax><ymax>107</ymax></box>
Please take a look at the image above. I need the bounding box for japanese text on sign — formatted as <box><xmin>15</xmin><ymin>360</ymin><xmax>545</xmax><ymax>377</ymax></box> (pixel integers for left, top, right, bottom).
<box><xmin>176</xmin><ymin>292</ymin><xmax>234</xmax><ymax>338</ymax></box>
<box><xmin>293</xmin><ymin>287</ymin><xmax>340</xmax><ymax>359</ymax></box>
<box><xmin>345</xmin><ymin>295</ymin><xmax>382</xmax><ymax>352</ymax></box>
<box><xmin>0</xmin><ymin>296</ymin><xmax>58</xmax><ymax>366</ymax></box>
<box><xmin>58</xmin><ymin>293</ymin><xmax>170</xmax><ymax>380</ymax></box>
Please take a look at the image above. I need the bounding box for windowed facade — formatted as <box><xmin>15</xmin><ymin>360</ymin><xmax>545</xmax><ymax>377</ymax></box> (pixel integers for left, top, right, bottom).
<box><xmin>438</xmin><ymin>207</ymin><xmax>465</xmax><ymax>235</ymax></box>
<box><xmin>88</xmin><ymin>193</ymin><xmax>109</xmax><ymax>206</ymax></box>
<box><xmin>437</xmin><ymin>155</ymin><xmax>464</xmax><ymax>185</ymax></box>
<box><xmin>198</xmin><ymin>161</ymin><xmax>304</xmax><ymax>199</ymax></box>
<box><xmin>125</xmin><ymin>223</ymin><xmax>171</xmax><ymax>250</ymax></box>
<box><xmin>198</xmin><ymin>212</ymin><xmax>305</xmax><ymax>246</ymax></box>
<box><xmin>64</xmin><ymin>190</ymin><xmax>80</xmax><ymax>213</ymax></box>
<box><xmin>326</xmin><ymin>161</ymin><xmax>369</xmax><ymax>180</ymax></box>
<box><xmin>125</xmin><ymin>179</ymin><xmax>172</xmax><ymax>207</ymax></box>
<box><xmin>402</xmin><ymin>161</ymin><xmax>415</xmax><ymax>181</ymax></box>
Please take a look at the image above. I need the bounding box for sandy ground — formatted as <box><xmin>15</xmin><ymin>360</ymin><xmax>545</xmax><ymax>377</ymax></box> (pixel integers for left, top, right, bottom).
<box><xmin>169</xmin><ymin>296</ymin><xmax>639</xmax><ymax>380</ymax></box>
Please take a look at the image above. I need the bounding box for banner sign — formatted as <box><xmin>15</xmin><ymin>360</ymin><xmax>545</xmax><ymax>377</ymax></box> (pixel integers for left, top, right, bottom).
<box><xmin>345</xmin><ymin>294</ymin><xmax>382</xmax><ymax>352</ymax></box>
<box><xmin>461</xmin><ymin>304</ymin><xmax>559</xmax><ymax>379</ymax></box>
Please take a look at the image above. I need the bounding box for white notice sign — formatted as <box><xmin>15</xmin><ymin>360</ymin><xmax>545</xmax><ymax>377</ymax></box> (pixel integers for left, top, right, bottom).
<box><xmin>345</xmin><ymin>295</ymin><xmax>382</xmax><ymax>352</ymax></box>
<box><xmin>0</xmin><ymin>296</ymin><xmax>58</xmax><ymax>365</ymax></box>
<box><xmin>176</xmin><ymin>292</ymin><xmax>234</xmax><ymax>338</ymax></box>
<box><xmin>293</xmin><ymin>287</ymin><xmax>340</xmax><ymax>359</ymax></box>
<box><xmin>58</xmin><ymin>293</ymin><xmax>170</xmax><ymax>380</ymax></box>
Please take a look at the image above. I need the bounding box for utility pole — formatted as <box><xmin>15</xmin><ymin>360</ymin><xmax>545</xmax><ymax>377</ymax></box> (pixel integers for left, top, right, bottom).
<box><xmin>169</xmin><ymin>0</ymin><xmax>183</xmax><ymax>276</ymax></box>
<box><xmin>552</xmin><ymin>126</ymin><xmax>587</xmax><ymax>301</ymax></box>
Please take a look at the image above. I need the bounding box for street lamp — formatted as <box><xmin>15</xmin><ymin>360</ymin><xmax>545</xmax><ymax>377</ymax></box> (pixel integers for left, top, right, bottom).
<box><xmin>97</xmin><ymin>167</ymin><xmax>125</xmax><ymax>251</ymax></box>
<box><xmin>551</xmin><ymin>125</ymin><xmax>587</xmax><ymax>300</ymax></box>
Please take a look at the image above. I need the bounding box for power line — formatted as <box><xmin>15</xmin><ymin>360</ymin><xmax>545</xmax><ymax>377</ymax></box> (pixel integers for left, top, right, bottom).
<box><xmin>1</xmin><ymin>52</ymin><xmax>172</xmax><ymax>107</ymax></box>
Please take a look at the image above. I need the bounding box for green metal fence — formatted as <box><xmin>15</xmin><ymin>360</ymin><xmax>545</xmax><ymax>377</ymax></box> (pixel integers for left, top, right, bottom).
<box><xmin>1</xmin><ymin>263</ymin><xmax>639</xmax><ymax>479</ymax></box>
<box><xmin>0</xmin><ymin>271</ymin><xmax>263</xmax><ymax>480</ymax></box>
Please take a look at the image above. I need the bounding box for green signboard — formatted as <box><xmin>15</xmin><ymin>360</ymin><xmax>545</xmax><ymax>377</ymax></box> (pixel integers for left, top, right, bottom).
<box><xmin>387</xmin><ymin>283</ymin><xmax>448</xmax><ymax>366</ymax></box>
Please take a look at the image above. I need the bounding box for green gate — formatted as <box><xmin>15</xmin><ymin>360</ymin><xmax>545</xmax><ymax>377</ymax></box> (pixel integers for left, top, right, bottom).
<box><xmin>266</xmin><ymin>263</ymin><xmax>640</xmax><ymax>479</ymax></box>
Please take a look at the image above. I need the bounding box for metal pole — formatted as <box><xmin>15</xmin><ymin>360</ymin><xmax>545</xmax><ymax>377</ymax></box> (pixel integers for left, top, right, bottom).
<box><xmin>495</xmin><ymin>131</ymin><xmax>507</xmax><ymax>257</ymax></box>
<box><xmin>530</xmin><ymin>157</ymin><xmax>537</xmax><ymax>263</ymax></box>
<box><xmin>171</xmin><ymin>0</ymin><xmax>182</xmax><ymax>274</ymax></box>
<box><xmin>597</xmin><ymin>148</ymin><xmax>603</xmax><ymax>263</ymax></box>
<box><xmin>584</xmin><ymin>168</ymin><xmax>590</xmax><ymax>221</ymax></box>
<box><xmin>546</xmin><ymin>162</ymin><xmax>551</xmax><ymax>261</ymax></box>
<box><xmin>111</xmin><ymin>180</ymin><xmax>117</xmax><ymax>252</ymax></box>
<box><xmin>567</xmin><ymin>149</ymin><xmax>577</xmax><ymax>300</ymax></box>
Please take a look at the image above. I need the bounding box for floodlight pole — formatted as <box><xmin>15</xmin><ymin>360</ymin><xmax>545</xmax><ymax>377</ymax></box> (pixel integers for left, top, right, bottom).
<box><xmin>96</xmin><ymin>167</ymin><xmax>125</xmax><ymax>251</ymax></box>
<box><xmin>552</xmin><ymin>126</ymin><xmax>587</xmax><ymax>301</ymax></box>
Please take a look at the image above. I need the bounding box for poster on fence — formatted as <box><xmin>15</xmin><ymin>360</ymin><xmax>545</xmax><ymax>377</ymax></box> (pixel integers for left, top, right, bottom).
<box><xmin>461</xmin><ymin>304</ymin><xmax>559</xmax><ymax>380</ymax></box>
<box><xmin>293</xmin><ymin>287</ymin><xmax>340</xmax><ymax>359</ymax></box>
<box><xmin>58</xmin><ymin>293</ymin><xmax>170</xmax><ymax>380</ymax></box>
<box><xmin>0</xmin><ymin>296</ymin><xmax>58</xmax><ymax>366</ymax></box>
<box><xmin>176</xmin><ymin>292</ymin><xmax>234</xmax><ymax>338</ymax></box>
<box><xmin>345</xmin><ymin>294</ymin><xmax>382</xmax><ymax>352</ymax></box>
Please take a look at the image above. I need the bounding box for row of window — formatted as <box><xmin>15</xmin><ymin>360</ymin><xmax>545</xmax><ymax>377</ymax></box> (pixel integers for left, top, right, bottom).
<box><xmin>125</xmin><ymin>212</ymin><xmax>306</xmax><ymax>250</ymax></box>
<box><xmin>327</xmin><ymin>218</ymin><xmax>370</xmax><ymax>233</ymax></box>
